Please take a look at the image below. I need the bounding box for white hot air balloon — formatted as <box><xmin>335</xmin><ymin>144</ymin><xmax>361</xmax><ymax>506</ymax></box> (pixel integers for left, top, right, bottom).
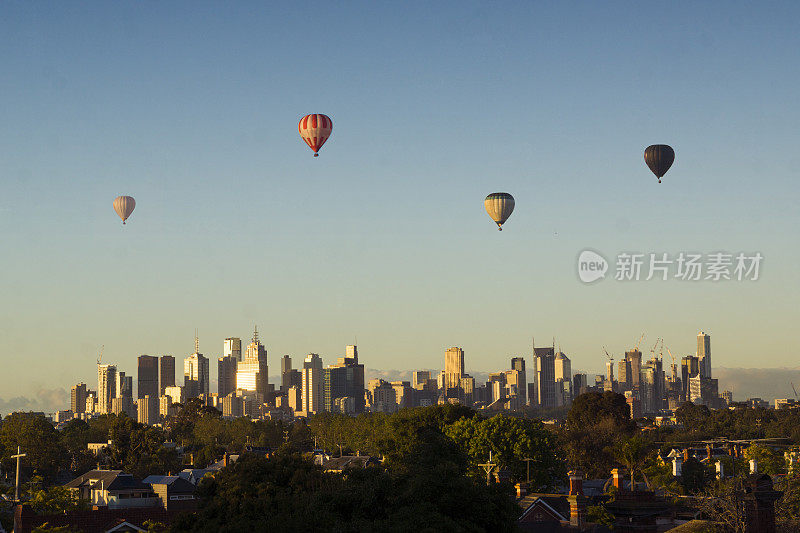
<box><xmin>484</xmin><ymin>192</ymin><xmax>515</xmax><ymax>231</ymax></box>
<box><xmin>113</xmin><ymin>196</ymin><xmax>136</xmax><ymax>225</ymax></box>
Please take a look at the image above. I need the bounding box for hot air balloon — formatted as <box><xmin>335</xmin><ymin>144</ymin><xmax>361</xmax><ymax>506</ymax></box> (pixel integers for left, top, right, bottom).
<box><xmin>484</xmin><ymin>193</ymin><xmax>515</xmax><ymax>231</ymax></box>
<box><xmin>113</xmin><ymin>196</ymin><xmax>135</xmax><ymax>225</ymax></box>
<box><xmin>644</xmin><ymin>144</ymin><xmax>675</xmax><ymax>183</ymax></box>
<box><xmin>298</xmin><ymin>114</ymin><xmax>332</xmax><ymax>156</ymax></box>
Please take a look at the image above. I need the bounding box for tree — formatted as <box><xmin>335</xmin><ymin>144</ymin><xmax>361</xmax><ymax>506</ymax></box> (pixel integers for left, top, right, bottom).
<box><xmin>743</xmin><ymin>444</ymin><xmax>785</xmax><ymax>475</ymax></box>
<box><xmin>28</xmin><ymin>485</ymin><xmax>88</xmax><ymax>515</ymax></box>
<box><xmin>0</xmin><ymin>413</ymin><xmax>69</xmax><ymax>482</ymax></box>
<box><xmin>612</xmin><ymin>436</ymin><xmax>652</xmax><ymax>491</ymax></box>
<box><xmin>169</xmin><ymin>451</ymin><xmax>518</xmax><ymax>533</ymax></box>
<box><xmin>445</xmin><ymin>414</ymin><xmax>565</xmax><ymax>488</ymax></box>
<box><xmin>562</xmin><ymin>392</ymin><xmax>635</xmax><ymax>478</ymax></box>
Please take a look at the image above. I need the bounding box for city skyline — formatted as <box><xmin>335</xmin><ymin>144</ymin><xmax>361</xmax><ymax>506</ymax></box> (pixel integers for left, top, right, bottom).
<box><xmin>2</xmin><ymin>3</ymin><xmax>798</xmax><ymax>400</ymax></box>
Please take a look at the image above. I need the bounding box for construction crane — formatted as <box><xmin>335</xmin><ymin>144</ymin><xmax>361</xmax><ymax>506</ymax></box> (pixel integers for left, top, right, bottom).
<box><xmin>792</xmin><ymin>382</ymin><xmax>798</xmax><ymax>401</ymax></box>
<box><xmin>649</xmin><ymin>338</ymin><xmax>661</xmax><ymax>358</ymax></box>
<box><xmin>96</xmin><ymin>345</ymin><xmax>104</xmax><ymax>365</ymax></box>
<box><xmin>665</xmin><ymin>345</ymin><xmax>678</xmax><ymax>381</ymax></box>
<box><xmin>603</xmin><ymin>346</ymin><xmax>614</xmax><ymax>364</ymax></box>
<box><xmin>634</xmin><ymin>333</ymin><xmax>645</xmax><ymax>351</ymax></box>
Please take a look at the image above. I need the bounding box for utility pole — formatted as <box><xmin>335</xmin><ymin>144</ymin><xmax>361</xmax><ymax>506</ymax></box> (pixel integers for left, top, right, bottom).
<box><xmin>522</xmin><ymin>457</ymin><xmax>534</xmax><ymax>483</ymax></box>
<box><xmin>478</xmin><ymin>451</ymin><xmax>497</xmax><ymax>486</ymax></box>
<box><xmin>12</xmin><ymin>446</ymin><xmax>26</xmax><ymax>502</ymax></box>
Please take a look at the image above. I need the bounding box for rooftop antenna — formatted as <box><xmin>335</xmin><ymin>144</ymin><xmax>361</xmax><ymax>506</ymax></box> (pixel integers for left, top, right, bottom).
<box><xmin>252</xmin><ymin>325</ymin><xmax>259</xmax><ymax>344</ymax></box>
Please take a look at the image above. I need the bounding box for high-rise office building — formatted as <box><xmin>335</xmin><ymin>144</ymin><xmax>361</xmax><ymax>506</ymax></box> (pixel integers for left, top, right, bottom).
<box><xmin>97</xmin><ymin>364</ymin><xmax>117</xmax><ymax>414</ymax></box>
<box><xmin>137</xmin><ymin>395</ymin><xmax>158</xmax><ymax>425</ymax></box>
<box><xmin>159</xmin><ymin>355</ymin><xmax>175</xmax><ymax>396</ymax></box>
<box><xmin>625</xmin><ymin>349</ymin><xmax>642</xmax><ymax>389</ymax></box>
<box><xmin>224</xmin><ymin>337</ymin><xmax>242</xmax><ymax>361</ymax></box>
<box><xmin>218</xmin><ymin>356</ymin><xmax>238</xmax><ymax>399</ymax></box>
<box><xmin>534</xmin><ymin>344</ymin><xmax>556</xmax><ymax>408</ymax></box>
<box><xmin>554</xmin><ymin>352</ymin><xmax>571</xmax><ymax>381</ymax></box>
<box><xmin>412</xmin><ymin>370</ymin><xmax>431</xmax><ymax>389</ymax></box>
<box><xmin>681</xmin><ymin>355</ymin><xmax>700</xmax><ymax>401</ymax></box>
<box><xmin>302</xmin><ymin>353</ymin><xmax>324</xmax><ymax>415</ymax></box>
<box><xmin>116</xmin><ymin>372</ymin><xmax>133</xmax><ymax>400</ymax></box>
<box><xmin>280</xmin><ymin>355</ymin><xmax>301</xmax><ymax>392</ymax></box>
<box><xmin>237</xmin><ymin>327</ymin><xmax>269</xmax><ymax>398</ymax></box>
<box><xmin>184</xmin><ymin>336</ymin><xmax>210</xmax><ymax>399</ymax></box>
<box><xmin>444</xmin><ymin>347</ymin><xmax>465</xmax><ymax>392</ymax></box>
<box><xmin>137</xmin><ymin>355</ymin><xmax>159</xmax><ymax>400</ymax></box>
<box><xmin>697</xmin><ymin>331</ymin><xmax>711</xmax><ymax>378</ymax></box>
<box><xmin>618</xmin><ymin>359</ymin><xmax>632</xmax><ymax>392</ymax></box>
<box><xmin>71</xmin><ymin>383</ymin><xmax>87</xmax><ymax>414</ymax></box>
<box><xmin>322</xmin><ymin>345</ymin><xmax>365</xmax><ymax>414</ymax></box>
<box><xmin>511</xmin><ymin>357</ymin><xmax>527</xmax><ymax>405</ymax></box>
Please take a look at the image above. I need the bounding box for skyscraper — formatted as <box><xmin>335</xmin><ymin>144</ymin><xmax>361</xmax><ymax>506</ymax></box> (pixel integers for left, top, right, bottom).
<box><xmin>697</xmin><ymin>331</ymin><xmax>711</xmax><ymax>378</ymax></box>
<box><xmin>71</xmin><ymin>383</ymin><xmax>87</xmax><ymax>414</ymax></box>
<box><xmin>116</xmin><ymin>371</ymin><xmax>133</xmax><ymax>400</ymax></box>
<box><xmin>322</xmin><ymin>345</ymin><xmax>365</xmax><ymax>414</ymax></box>
<box><xmin>444</xmin><ymin>347</ymin><xmax>465</xmax><ymax>392</ymax></box>
<box><xmin>412</xmin><ymin>370</ymin><xmax>431</xmax><ymax>389</ymax></box>
<box><xmin>184</xmin><ymin>336</ymin><xmax>209</xmax><ymax>399</ymax></box>
<box><xmin>159</xmin><ymin>355</ymin><xmax>175</xmax><ymax>396</ymax></box>
<box><xmin>534</xmin><ymin>344</ymin><xmax>556</xmax><ymax>408</ymax></box>
<box><xmin>137</xmin><ymin>395</ymin><xmax>158</xmax><ymax>425</ymax></box>
<box><xmin>224</xmin><ymin>337</ymin><xmax>242</xmax><ymax>361</ymax></box>
<box><xmin>97</xmin><ymin>364</ymin><xmax>117</xmax><ymax>415</ymax></box>
<box><xmin>511</xmin><ymin>357</ymin><xmax>527</xmax><ymax>405</ymax></box>
<box><xmin>625</xmin><ymin>349</ymin><xmax>642</xmax><ymax>389</ymax></box>
<box><xmin>302</xmin><ymin>353</ymin><xmax>323</xmax><ymax>415</ymax></box>
<box><xmin>280</xmin><ymin>355</ymin><xmax>301</xmax><ymax>392</ymax></box>
<box><xmin>605</xmin><ymin>359</ymin><xmax>615</xmax><ymax>392</ymax></box>
<box><xmin>237</xmin><ymin>326</ymin><xmax>269</xmax><ymax>398</ymax></box>
<box><xmin>137</xmin><ymin>355</ymin><xmax>159</xmax><ymax>400</ymax></box>
<box><xmin>218</xmin><ymin>356</ymin><xmax>238</xmax><ymax>399</ymax></box>
<box><xmin>617</xmin><ymin>359</ymin><xmax>632</xmax><ymax>392</ymax></box>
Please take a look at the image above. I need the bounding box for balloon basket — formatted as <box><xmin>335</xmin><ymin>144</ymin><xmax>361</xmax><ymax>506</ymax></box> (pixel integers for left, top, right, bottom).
<box><xmin>314</xmin><ymin>153</ymin><xmax>319</xmax><ymax>157</ymax></box>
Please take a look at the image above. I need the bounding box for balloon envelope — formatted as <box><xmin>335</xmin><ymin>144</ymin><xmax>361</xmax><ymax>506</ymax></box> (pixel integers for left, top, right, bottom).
<box><xmin>113</xmin><ymin>196</ymin><xmax>135</xmax><ymax>224</ymax></box>
<box><xmin>644</xmin><ymin>144</ymin><xmax>675</xmax><ymax>183</ymax></box>
<box><xmin>298</xmin><ymin>114</ymin><xmax>332</xmax><ymax>156</ymax></box>
<box><xmin>484</xmin><ymin>193</ymin><xmax>515</xmax><ymax>230</ymax></box>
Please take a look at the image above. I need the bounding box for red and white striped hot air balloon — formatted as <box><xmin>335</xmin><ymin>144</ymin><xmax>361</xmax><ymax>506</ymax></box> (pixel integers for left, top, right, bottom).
<box><xmin>298</xmin><ymin>114</ymin><xmax>332</xmax><ymax>157</ymax></box>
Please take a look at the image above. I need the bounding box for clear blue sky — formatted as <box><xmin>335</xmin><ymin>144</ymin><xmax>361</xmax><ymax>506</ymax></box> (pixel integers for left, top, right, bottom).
<box><xmin>1</xmin><ymin>2</ymin><xmax>799</xmax><ymax>400</ymax></box>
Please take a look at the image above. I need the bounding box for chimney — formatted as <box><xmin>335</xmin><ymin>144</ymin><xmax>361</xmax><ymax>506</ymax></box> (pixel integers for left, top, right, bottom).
<box><xmin>516</xmin><ymin>483</ymin><xmax>527</xmax><ymax>498</ymax></box>
<box><xmin>683</xmin><ymin>449</ymin><xmax>690</xmax><ymax>462</ymax></box>
<box><xmin>611</xmin><ymin>468</ymin><xmax>622</xmax><ymax>490</ymax></box>
<box><xmin>716</xmin><ymin>460</ymin><xmax>725</xmax><ymax>479</ymax></box>
<box><xmin>707</xmin><ymin>444</ymin><xmax>713</xmax><ymax>462</ymax></box>
<box><xmin>750</xmin><ymin>459</ymin><xmax>758</xmax><ymax>474</ymax></box>
<box><xmin>672</xmin><ymin>456</ymin><xmax>683</xmax><ymax>477</ymax></box>
<box><xmin>568</xmin><ymin>470</ymin><xmax>587</xmax><ymax>528</ymax></box>
<box><xmin>743</xmin><ymin>474</ymin><xmax>782</xmax><ymax>533</ymax></box>
<box><xmin>569</xmin><ymin>469</ymin><xmax>584</xmax><ymax>496</ymax></box>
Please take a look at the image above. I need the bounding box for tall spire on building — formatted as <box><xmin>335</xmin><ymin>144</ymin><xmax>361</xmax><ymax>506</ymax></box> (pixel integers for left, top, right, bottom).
<box><xmin>194</xmin><ymin>329</ymin><xmax>199</xmax><ymax>354</ymax></box>
<box><xmin>252</xmin><ymin>325</ymin><xmax>259</xmax><ymax>344</ymax></box>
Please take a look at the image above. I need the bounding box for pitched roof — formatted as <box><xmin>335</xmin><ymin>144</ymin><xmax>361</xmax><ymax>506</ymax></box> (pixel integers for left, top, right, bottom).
<box><xmin>64</xmin><ymin>470</ymin><xmax>149</xmax><ymax>492</ymax></box>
